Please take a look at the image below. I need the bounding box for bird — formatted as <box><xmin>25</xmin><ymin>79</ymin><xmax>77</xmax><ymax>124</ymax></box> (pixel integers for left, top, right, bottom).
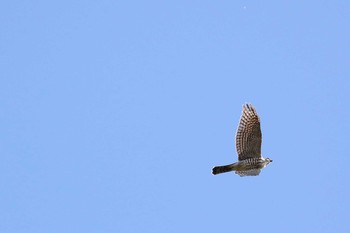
<box><xmin>212</xmin><ymin>103</ymin><xmax>272</xmax><ymax>177</ymax></box>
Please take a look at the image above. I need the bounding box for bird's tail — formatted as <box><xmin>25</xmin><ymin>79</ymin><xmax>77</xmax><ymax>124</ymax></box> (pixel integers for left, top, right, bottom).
<box><xmin>212</xmin><ymin>164</ymin><xmax>235</xmax><ymax>175</ymax></box>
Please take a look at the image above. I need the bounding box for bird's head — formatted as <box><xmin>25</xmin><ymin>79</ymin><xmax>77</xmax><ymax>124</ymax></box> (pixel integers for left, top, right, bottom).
<box><xmin>265</xmin><ymin>157</ymin><xmax>273</xmax><ymax>163</ymax></box>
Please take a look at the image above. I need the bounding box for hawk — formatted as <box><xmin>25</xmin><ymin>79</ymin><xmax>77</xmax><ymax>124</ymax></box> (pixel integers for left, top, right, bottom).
<box><xmin>212</xmin><ymin>103</ymin><xmax>272</xmax><ymax>177</ymax></box>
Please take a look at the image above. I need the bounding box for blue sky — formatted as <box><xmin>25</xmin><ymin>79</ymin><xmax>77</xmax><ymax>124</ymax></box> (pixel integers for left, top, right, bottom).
<box><xmin>1</xmin><ymin>1</ymin><xmax>350</xmax><ymax>232</ymax></box>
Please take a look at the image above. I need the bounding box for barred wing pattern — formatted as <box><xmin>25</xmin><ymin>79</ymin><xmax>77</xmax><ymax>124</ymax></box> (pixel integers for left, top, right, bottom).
<box><xmin>235</xmin><ymin>104</ymin><xmax>262</xmax><ymax>161</ymax></box>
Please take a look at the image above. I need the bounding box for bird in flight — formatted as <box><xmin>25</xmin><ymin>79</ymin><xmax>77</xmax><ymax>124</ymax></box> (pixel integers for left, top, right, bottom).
<box><xmin>212</xmin><ymin>103</ymin><xmax>272</xmax><ymax>177</ymax></box>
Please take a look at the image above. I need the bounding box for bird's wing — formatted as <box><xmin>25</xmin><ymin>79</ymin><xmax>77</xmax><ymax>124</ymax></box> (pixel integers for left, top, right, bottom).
<box><xmin>235</xmin><ymin>103</ymin><xmax>262</xmax><ymax>161</ymax></box>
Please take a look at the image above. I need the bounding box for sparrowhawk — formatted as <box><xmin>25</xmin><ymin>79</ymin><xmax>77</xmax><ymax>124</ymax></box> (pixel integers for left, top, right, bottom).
<box><xmin>212</xmin><ymin>103</ymin><xmax>272</xmax><ymax>177</ymax></box>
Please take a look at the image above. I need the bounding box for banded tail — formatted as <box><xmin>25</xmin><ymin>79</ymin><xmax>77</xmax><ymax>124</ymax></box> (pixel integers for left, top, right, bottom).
<box><xmin>212</xmin><ymin>164</ymin><xmax>235</xmax><ymax>175</ymax></box>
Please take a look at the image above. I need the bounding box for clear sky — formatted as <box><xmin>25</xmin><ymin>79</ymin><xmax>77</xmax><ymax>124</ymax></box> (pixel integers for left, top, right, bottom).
<box><xmin>1</xmin><ymin>1</ymin><xmax>350</xmax><ymax>232</ymax></box>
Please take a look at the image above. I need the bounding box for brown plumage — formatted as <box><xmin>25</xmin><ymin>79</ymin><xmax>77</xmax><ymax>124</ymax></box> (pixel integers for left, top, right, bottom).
<box><xmin>212</xmin><ymin>103</ymin><xmax>272</xmax><ymax>177</ymax></box>
<box><xmin>236</xmin><ymin>103</ymin><xmax>262</xmax><ymax>160</ymax></box>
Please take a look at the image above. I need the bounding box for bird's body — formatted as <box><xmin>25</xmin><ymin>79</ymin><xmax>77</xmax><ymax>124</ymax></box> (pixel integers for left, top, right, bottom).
<box><xmin>212</xmin><ymin>104</ymin><xmax>272</xmax><ymax>177</ymax></box>
<box><xmin>212</xmin><ymin>157</ymin><xmax>272</xmax><ymax>176</ymax></box>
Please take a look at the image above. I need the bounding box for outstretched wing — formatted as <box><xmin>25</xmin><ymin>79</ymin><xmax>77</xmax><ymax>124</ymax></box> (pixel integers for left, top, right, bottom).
<box><xmin>235</xmin><ymin>103</ymin><xmax>262</xmax><ymax>161</ymax></box>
